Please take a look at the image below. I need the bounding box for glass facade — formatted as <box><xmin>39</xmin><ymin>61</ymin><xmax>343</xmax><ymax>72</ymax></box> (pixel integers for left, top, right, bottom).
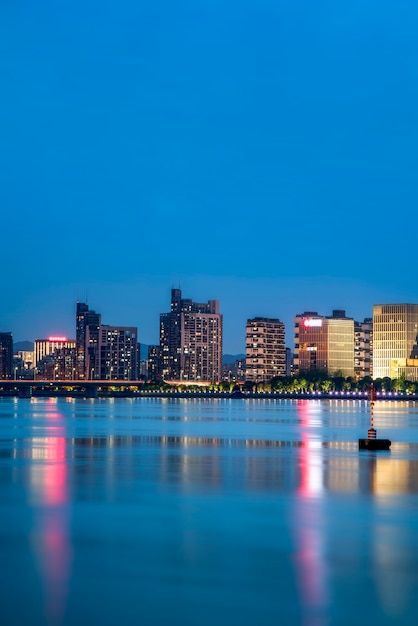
<box><xmin>294</xmin><ymin>312</ymin><xmax>354</xmax><ymax>377</ymax></box>
<box><xmin>373</xmin><ymin>304</ymin><xmax>418</xmax><ymax>379</ymax></box>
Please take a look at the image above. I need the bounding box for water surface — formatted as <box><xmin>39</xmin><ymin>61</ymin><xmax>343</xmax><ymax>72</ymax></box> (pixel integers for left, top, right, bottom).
<box><xmin>1</xmin><ymin>397</ymin><xmax>418</xmax><ymax>625</ymax></box>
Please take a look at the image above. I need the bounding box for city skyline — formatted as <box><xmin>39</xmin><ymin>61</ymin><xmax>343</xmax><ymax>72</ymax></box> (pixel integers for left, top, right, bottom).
<box><xmin>1</xmin><ymin>2</ymin><xmax>418</xmax><ymax>354</ymax></box>
<box><xmin>4</xmin><ymin>288</ymin><xmax>418</xmax><ymax>357</ymax></box>
<box><xmin>5</xmin><ymin>296</ymin><xmax>418</xmax><ymax>384</ymax></box>
<box><xmin>1</xmin><ymin>287</ymin><xmax>407</xmax><ymax>354</ymax></box>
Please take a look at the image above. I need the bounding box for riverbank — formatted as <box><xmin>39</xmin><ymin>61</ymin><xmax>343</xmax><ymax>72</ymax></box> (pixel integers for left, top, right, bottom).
<box><xmin>1</xmin><ymin>387</ymin><xmax>417</xmax><ymax>401</ymax></box>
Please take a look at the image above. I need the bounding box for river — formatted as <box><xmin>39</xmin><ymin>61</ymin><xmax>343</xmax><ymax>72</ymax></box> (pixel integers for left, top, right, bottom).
<box><xmin>1</xmin><ymin>396</ymin><xmax>418</xmax><ymax>625</ymax></box>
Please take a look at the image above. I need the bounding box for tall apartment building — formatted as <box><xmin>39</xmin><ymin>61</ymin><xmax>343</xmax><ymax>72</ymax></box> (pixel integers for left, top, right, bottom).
<box><xmin>147</xmin><ymin>345</ymin><xmax>162</xmax><ymax>380</ymax></box>
<box><xmin>76</xmin><ymin>302</ymin><xmax>138</xmax><ymax>380</ymax></box>
<box><xmin>294</xmin><ymin>310</ymin><xmax>354</xmax><ymax>377</ymax></box>
<box><xmin>76</xmin><ymin>302</ymin><xmax>101</xmax><ymax>379</ymax></box>
<box><xmin>0</xmin><ymin>332</ymin><xmax>13</xmax><ymax>379</ymax></box>
<box><xmin>160</xmin><ymin>289</ymin><xmax>222</xmax><ymax>381</ymax></box>
<box><xmin>245</xmin><ymin>317</ymin><xmax>286</xmax><ymax>383</ymax></box>
<box><xmin>354</xmin><ymin>318</ymin><xmax>373</xmax><ymax>379</ymax></box>
<box><xmin>373</xmin><ymin>304</ymin><xmax>418</xmax><ymax>380</ymax></box>
<box><xmin>96</xmin><ymin>325</ymin><xmax>138</xmax><ymax>380</ymax></box>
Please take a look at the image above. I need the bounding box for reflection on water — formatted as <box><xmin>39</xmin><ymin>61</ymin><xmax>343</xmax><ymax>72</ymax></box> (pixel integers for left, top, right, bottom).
<box><xmin>28</xmin><ymin>402</ymin><xmax>71</xmax><ymax>626</ymax></box>
<box><xmin>5</xmin><ymin>435</ymin><xmax>418</xmax><ymax>498</ymax></box>
<box><xmin>2</xmin><ymin>396</ymin><xmax>418</xmax><ymax>625</ymax></box>
<box><xmin>294</xmin><ymin>401</ymin><xmax>328</xmax><ymax>626</ymax></box>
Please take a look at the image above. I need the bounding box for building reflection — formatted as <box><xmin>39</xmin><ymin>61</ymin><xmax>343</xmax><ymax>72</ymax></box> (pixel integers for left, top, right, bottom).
<box><xmin>325</xmin><ymin>445</ymin><xmax>418</xmax><ymax>495</ymax></box>
<box><xmin>63</xmin><ymin>431</ymin><xmax>418</xmax><ymax>497</ymax></box>
<box><xmin>28</xmin><ymin>399</ymin><xmax>70</xmax><ymax>626</ymax></box>
<box><xmin>293</xmin><ymin>400</ymin><xmax>329</xmax><ymax>625</ymax></box>
<box><xmin>4</xmin><ymin>397</ymin><xmax>418</xmax><ymax>626</ymax></box>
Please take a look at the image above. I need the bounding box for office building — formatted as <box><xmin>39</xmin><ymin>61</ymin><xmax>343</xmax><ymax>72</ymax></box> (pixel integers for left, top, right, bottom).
<box><xmin>294</xmin><ymin>310</ymin><xmax>354</xmax><ymax>377</ymax></box>
<box><xmin>160</xmin><ymin>289</ymin><xmax>222</xmax><ymax>381</ymax></box>
<box><xmin>0</xmin><ymin>332</ymin><xmax>13</xmax><ymax>379</ymax></box>
<box><xmin>245</xmin><ymin>317</ymin><xmax>286</xmax><ymax>383</ymax></box>
<box><xmin>34</xmin><ymin>337</ymin><xmax>77</xmax><ymax>380</ymax></box>
<box><xmin>34</xmin><ymin>337</ymin><xmax>76</xmax><ymax>369</ymax></box>
<box><xmin>373</xmin><ymin>304</ymin><xmax>418</xmax><ymax>380</ymax></box>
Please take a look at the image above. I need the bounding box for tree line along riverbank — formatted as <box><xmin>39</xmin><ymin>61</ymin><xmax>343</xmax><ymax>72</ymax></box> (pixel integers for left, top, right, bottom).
<box><xmin>1</xmin><ymin>373</ymin><xmax>418</xmax><ymax>400</ymax></box>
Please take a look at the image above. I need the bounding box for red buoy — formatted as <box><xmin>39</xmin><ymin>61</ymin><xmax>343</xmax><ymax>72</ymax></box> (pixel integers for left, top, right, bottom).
<box><xmin>368</xmin><ymin>427</ymin><xmax>376</xmax><ymax>439</ymax></box>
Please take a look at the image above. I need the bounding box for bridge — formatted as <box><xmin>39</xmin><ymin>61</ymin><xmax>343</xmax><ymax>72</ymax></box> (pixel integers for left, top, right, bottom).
<box><xmin>0</xmin><ymin>379</ymin><xmax>146</xmax><ymax>398</ymax></box>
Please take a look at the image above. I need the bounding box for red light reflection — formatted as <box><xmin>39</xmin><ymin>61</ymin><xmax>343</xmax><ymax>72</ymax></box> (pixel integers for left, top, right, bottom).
<box><xmin>294</xmin><ymin>400</ymin><xmax>329</xmax><ymax>623</ymax></box>
<box><xmin>31</xmin><ymin>402</ymin><xmax>70</xmax><ymax>625</ymax></box>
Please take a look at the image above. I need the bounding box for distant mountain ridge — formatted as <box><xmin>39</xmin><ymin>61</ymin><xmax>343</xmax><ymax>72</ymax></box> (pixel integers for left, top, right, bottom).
<box><xmin>14</xmin><ymin>341</ymin><xmax>34</xmax><ymax>352</ymax></box>
<box><xmin>223</xmin><ymin>353</ymin><xmax>245</xmax><ymax>364</ymax></box>
<box><xmin>139</xmin><ymin>346</ymin><xmax>245</xmax><ymax>364</ymax></box>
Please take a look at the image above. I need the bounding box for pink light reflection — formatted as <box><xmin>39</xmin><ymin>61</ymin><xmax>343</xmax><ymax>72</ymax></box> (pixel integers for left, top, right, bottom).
<box><xmin>31</xmin><ymin>409</ymin><xmax>71</xmax><ymax>626</ymax></box>
<box><xmin>293</xmin><ymin>400</ymin><xmax>329</xmax><ymax>624</ymax></box>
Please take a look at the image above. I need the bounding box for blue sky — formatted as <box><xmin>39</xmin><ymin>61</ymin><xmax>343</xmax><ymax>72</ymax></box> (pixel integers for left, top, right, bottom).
<box><xmin>1</xmin><ymin>1</ymin><xmax>418</xmax><ymax>352</ymax></box>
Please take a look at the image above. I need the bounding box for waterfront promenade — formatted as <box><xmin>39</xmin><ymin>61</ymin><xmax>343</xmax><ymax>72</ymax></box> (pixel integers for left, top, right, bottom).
<box><xmin>0</xmin><ymin>378</ymin><xmax>417</xmax><ymax>401</ymax></box>
<box><xmin>0</xmin><ymin>380</ymin><xmax>418</xmax><ymax>401</ymax></box>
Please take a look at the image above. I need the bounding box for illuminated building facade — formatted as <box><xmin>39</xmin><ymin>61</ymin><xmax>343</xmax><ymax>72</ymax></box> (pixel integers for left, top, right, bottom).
<box><xmin>17</xmin><ymin>351</ymin><xmax>34</xmax><ymax>371</ymax></box>
<box><xmin>96</xmin><ymin>325</ymin><xmax>138</xmax><ymax>380</ymax></box>
<box><xmin>0</xmin><ymin>332</ymin><xmax>13</xmax><ymax>379</ymax></box>
<box><xmin>222</xmin><ymin>358</ymin><xmax>245</xmax><ymax>383</ymax></box>
<box><xmin>34</xmin><ymin>338</ymin><xmax>76</xmax><ymax>368</ymax></box>
<box><xmin>147</xmin><ymin>345</ymin><xmax>162</xmax><ymax>380</ymax></box>
<box><xmin>76</xmin><ymin>302</ymin><xmax>138</xmax><ymax>380</ymax></box>
<box><xmin>160</xmin><ymin>289</ymin><xmax>222</xmax><ymax>381</ymax></box>
<box><xmin>354</xmin><ymin>318</ymin><xmax>373</xmax><ymax>379</ymax></box>
<box><xmin>76</xmin><ymin>302</ymin><xmax>101</xmax><ymax>379</ymax></box>
<box><xmin>373</xmin><ymin>304</ymin><xmax>418</xmax><ymax>380</ymax></box>
<box><xmin>245</xmin><ymin>317</ymin><xmax>286</xmax><ymax>383</ymax></box>
<box><xmin>294</xmin><ymin>310</ymin><xmax>354</xmax><ymax>377</ymax></box>
<box><xmin>34</xmin><ymin>338</ymin><xmax>77</xmax><ymax>380</ymax></box>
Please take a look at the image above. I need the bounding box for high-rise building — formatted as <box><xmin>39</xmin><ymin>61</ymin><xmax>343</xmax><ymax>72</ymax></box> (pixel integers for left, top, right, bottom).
<box><xmin>245</xmin><ymin>317</ymin><xmax>286</xmax><ymax>383</ymax></box>
<box><xmin>160</xmin><ymin>289</ymin><xmax>222</xmax><ymax>381</ymax></box>
<box><xmin>34</xmin><ymin>337</ymin><xmax>77</xmax><ymax>380</ymax></box>
<box><xmin>354</xmin><ymin>318</ymin><xmax>373</xmax><ymax>379</ymax></box>
<box><xmin>147</xmin><ymin>345</ymin><xmax>162</xmax><ymax>380</ymax></box>
<box><xmin>294</xmin><ymin>310</ymin><xmax>354</xmax><ymax>377</ymax></box>
<box><xmin>76</xmin><ymin>302</ymin><xmax>101</xmax><ymax>379</ymax></box>
<box><xmin>76</xmin><ymin>302</ymin><xmax>138</xmax><ymax>380</ymax></box>
<box><xmin>34</xmin><ymin>337</ymin><xmax>76</xmax><ymax>368</ymax></box>
<box><xmin>373</xmin><ymin>304</ymin><xmax>418</xmax><ymax>379</ymax></box>
<box><xmin>96</xmin><ymin>325</ymin><xmax>138</xmax><ymax>380</ymax></box>
<box><xmin>0</xmin><ymin>332</ymin><xmax>13</xmax><ymax>379</ymax></box>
